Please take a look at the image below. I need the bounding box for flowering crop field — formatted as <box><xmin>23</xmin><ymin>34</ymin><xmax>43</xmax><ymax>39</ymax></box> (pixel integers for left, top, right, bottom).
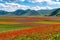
<box><xmin>0</xmin><ymin>17</ymin><xmax>60</xmax><ymax>40</ymax></box>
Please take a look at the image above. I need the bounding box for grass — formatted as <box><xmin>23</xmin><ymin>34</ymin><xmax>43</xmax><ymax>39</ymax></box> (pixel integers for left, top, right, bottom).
<box><xmin>6</xmin><ymin>32</ymin><xmax>60</xmax><ymax>40</ymax></box>
<box><xmin>29</xmin><ymin>21</ymin><xmax>60</xmax><ymax>24</ymax></box>
<box><xmin>0</xmin><ymin>24</ymin><xmax>34</xmax><ymax>33</ymax></box>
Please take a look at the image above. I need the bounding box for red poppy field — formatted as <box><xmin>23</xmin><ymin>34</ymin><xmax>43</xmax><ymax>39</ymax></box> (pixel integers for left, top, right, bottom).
<box><xmin>0</xmin><ymin>17</ymin><xmax>60</xmax><ymax>40</ymax></box>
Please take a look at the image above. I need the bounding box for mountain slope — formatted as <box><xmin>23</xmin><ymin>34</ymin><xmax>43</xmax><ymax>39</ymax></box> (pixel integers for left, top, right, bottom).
<box><xmin>0</xmin><ymin>10</ymin><xmax>8</xmax><ymax>15</ymax></box>
<box><xmin>24</xmin><ymin>9</ymin><xmax>41</xmax><ymax>16</ymax></box>
<box><xmin>0</xmin><ymin>8</ymin><xmax>59</xmax><ymax>16</ymax></box>
<box><xmin>0</xmin><ymin>9</ymin><xmax>41</xmax><ymax>16</ymax></box>
<box><xmin>49</xmin><ymin>8</ymin><xmax>60</xmax><ymax>16</ymax></box>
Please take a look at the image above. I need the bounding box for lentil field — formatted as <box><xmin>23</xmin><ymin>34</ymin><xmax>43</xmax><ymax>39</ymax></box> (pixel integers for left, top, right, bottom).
<box><xmin>0</xmin><ymin>17</ymin><xmax>60</xmax><ymax>40</ymax></box>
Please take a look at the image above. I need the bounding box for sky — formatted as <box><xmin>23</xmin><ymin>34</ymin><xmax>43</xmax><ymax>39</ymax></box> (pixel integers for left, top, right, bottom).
<box><xmin>0</xmin><ymin>0</ymin><xmax>60</xmax><ymax>12</ymax></box>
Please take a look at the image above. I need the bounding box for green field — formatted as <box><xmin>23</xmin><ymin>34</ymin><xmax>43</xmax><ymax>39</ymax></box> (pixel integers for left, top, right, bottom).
<box><xmin>0</xmin><ymin>24</ymin><xmax>34</xmax><ymax>33</ymax></box>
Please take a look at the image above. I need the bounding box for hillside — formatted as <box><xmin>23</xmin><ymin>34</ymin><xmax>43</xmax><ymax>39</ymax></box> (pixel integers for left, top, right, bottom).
<box><xmin>0</xmin><ymin>8</ymin><xmax>60</xmax><ymax>17</ymax></box>
<box><xmin>49</xmin><ymin>8</ymin><xmax>60</xmax><ymax>16</ymax></box>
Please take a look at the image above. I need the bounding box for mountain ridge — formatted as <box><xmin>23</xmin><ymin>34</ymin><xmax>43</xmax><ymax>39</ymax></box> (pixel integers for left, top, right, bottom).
<box><xmin>0</xmin><ymin>8</ymin><xmax>59</xmax><ymax>17</ymax></box>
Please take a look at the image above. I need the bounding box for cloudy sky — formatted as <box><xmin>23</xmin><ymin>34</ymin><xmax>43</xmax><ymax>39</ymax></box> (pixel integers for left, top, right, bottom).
<box><xmin>0</xmin><ymin>0</ymin><xmax>60</xmax><ymax>12</ymax></box>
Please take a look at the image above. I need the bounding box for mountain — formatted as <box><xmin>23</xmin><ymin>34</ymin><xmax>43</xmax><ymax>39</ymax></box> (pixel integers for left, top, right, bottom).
<box><xmin>49</xmin><ymin>10</ymin><xmax>58</xmax><ymax>16</ymax></box>
<box><xmin>13</xmin><ymin>10</ymin><xmax>26</xmax><ymax>16</ymax></box>
<box><xmin>49</xmin><ymin>8</ymin><xmax>60</xmax><ymax>16</ymax></box>
<box><xmin>37</xmin><ymin>10</ymin><xmax>52</xmax><ymax>16</ymax></box>
<box><xmin>24</xmin><ymin>9</ymin><xmax>41</xmax><ymax>16</ymax></box>
<box><xmin>0</xmin><ymin>10</ymin><xmax>8</xmax><ymax>15</ymax></box>
<box><xmin>0</xmin><ymin>9</ymin><xmax>41</xmax><ymax>16</ymax></box>
<box><xmin>14</xmin><ymin>9</ymin><xmax>41</xmax><ymax>16</ymax></box>
<box><xmin>0</xmin><ymin>8</ymin><xmax>59</xmax><ymax>16</ymax></box>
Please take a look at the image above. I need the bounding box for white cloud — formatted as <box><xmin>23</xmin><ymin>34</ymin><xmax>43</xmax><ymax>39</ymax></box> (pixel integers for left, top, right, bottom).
<box><xmin>0</xmin><ymin>3</ymin><xmax>30</xmax><ymax>12</ymax></box>
<box><xmin>0</xmin><ymin>0</ymin><xmax>25</xmax><ymax>2</ymax></box>
<box><xmin>30</xmin><ymin>6</ymin><xmax>53</xmax><ymax>10</ymax></box>
<box><xmin>28</xmin><ymin>0</ymin><xmax>43</xmax><ymax>3</ymax></box>
<box><xmin>28</xmin><ymin>0</ymin><xmax>52</xmax><ymax>3</ymax></box>
<box><xmin>27</xmin><ymin>0</ymin><xmax>60</xmax><ymax>9</ymax></box>
<box><xmin>47</xmin><ymin>1</ymin><xmax>60</xmax><ymax>5</ymax></box>
<box><xmin>0</xmin><ymin>0</ymin><xmax>59</xmax><ymax>12</ymax></box>
<box><xmin>28</xmin><ymin>0</ymin><xmax>60</xmax><ymax>5</ymax></box>
<box><xmin>0</xmin><ymin>2</ymin><xmax>54</xmax><ymax>12</ymax></box>
<box><xmin>19</xmin><ymin>0</ymin><xmax>25</xmax><ymax>2</ymax></box>
<box><xmin>11</xmin><ymin>0</ymin><xmax>25</xmax><ymax>2</ymax></box>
